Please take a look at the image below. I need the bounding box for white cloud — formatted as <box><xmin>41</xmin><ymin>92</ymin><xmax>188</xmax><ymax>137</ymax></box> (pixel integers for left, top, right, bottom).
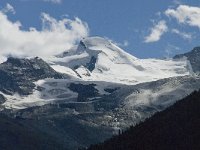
<box><xmin>43</xmin><ymin>0</ymin><xmax>62</xmax><ymax>4</ymax></box>
<box><xmin>0</xmin><ymin>11</ymin><xmax>89</xmax><ymax>59</ymax></box>
<box><xmin>165</xmin><ymin>5</ymin><xmax>200</xmax><ymax>28</ymax></box>
<box><xmin>144</xmin><ymin>20</ymin><xmax>168</xmax><ymax>43</ymax></box>
<box><xmin>2</xmin><ymin>3</ymin><xmax>16</xmax><ymax>14</ymax></box>
<box><xmin>171</xmin><ymin>29</ymin><xmax>192</xmax><ymax>40</ymax></box>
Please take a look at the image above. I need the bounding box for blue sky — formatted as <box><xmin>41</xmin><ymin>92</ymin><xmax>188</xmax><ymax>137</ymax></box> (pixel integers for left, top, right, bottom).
<box><xmin>0</xmin><ymin>0</ymin><xmax>200</xmax><ymax>58</ymax></box>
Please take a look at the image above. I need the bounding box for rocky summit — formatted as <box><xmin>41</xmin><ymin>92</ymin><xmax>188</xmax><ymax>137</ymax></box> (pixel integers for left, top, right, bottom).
<box><xmin>0</xmin><ymin>57</ymin><xmax>64</xmax><ymax>95</ymax></box>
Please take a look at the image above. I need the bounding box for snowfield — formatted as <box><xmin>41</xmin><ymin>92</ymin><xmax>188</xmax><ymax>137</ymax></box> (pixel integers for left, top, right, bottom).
<box><xmin>47</xmin><ymin>37</ymin><xmax>190</xmax><ymax>85</ymax></box>
<box><xmin>2</xmin><ymin>78</ymin><xmax>123</xmax><ymax>109</ymax></box>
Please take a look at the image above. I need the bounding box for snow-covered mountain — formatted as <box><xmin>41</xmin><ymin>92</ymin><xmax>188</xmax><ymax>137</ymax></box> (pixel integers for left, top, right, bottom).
<box><xmin>48</xmin><ymin>37</ymin><xmax>190</xmax><ymax>85</ymax></box>
<box><xmin>0</xmin><ymin>36</ymin><xmax>199</xmax><ymax>149</ymax></box>
<box><xmin>0</xmin><ymin>36</ymin><xmax>193</xmax><ymax>109</ymax></box>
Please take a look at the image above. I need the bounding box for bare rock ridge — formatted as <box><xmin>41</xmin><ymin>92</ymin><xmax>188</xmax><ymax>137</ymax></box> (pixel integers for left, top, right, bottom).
<box><xmin>0</xmin><ymin>57</ymin><xmax>64</xmax><ymax>95</ymax></box>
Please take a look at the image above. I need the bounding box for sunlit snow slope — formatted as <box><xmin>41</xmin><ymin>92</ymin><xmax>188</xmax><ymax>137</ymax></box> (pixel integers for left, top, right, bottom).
<box><xmin>48</xmin><ymin>37</ymin><xmax>190</xmax><ymax>85</ymax></box>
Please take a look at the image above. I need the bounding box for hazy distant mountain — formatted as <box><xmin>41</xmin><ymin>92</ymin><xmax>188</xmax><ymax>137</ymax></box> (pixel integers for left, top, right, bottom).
<box><xmin>174</xmin><ymin>46</ymin><xmax>200</xmax><ymax>74</ymax></box>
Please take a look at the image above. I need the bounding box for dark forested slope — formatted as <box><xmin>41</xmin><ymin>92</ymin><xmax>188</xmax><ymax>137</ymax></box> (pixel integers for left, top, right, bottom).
<box><xmin>0</xmin><ymin>114</ymin><xmax>66</xmax><ymax>150</ymax></box>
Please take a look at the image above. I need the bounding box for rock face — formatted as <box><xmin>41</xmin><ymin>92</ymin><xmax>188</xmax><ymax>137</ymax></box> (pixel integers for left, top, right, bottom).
<box><xmin>0</xmin><ymin>57</ymin><xmax>63</xmax><ymax>95</ymax></box>
<box><xmin>86</xmin><ymin>56</ymin><xmax>97</xmax><ymax>72</ymax></box>
<box><xmin>69</xmin><ymin>83</ymin><xmax>99</xmax><ymax>102</ymax></box>
<box><xmin>0</xmin><ymin>94</ymin><xmax>6</xmax><ymax>104</ymax></box>
<box><xmin>174</xmin><ymin>47</ymin><xmax>200</xmax><ymax>73</ymax></box>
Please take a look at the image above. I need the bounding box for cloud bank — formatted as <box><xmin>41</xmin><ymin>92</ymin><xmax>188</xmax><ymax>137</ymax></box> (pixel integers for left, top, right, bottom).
<box><xmin>0</xmin><ymin>10</ymin><xmax>89</xmax><ymax>59</ymax></box>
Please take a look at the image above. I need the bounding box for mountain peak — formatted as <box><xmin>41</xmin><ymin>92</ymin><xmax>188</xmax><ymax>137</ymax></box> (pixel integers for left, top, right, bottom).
<box><xmin>75</xmin><ymin>36</ymin><xmax>139</xmax><ymax>67</ymax></box>
<box><xmin>79</xmin><ymin>36</ymin><xmax>137</xmax><ymax>59</ymax></box>
<box><xmin>0</xmin><ymin>57</ymin><xmax>63</xmax><ymax>95</ymax></box>
<box><xmin>50</xmin><ymin>36</ymin><xmax>190</xmax><ymax>85</ymax></box>
<box><xmin>81</xmin><ymin>36</ymin><xmax>112</xmax><ymax>48</ymax></box>
<box><xmin>6</xmin><ymin>57</ymin><xmax>43</xmax><ymax>68</ymax></box>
